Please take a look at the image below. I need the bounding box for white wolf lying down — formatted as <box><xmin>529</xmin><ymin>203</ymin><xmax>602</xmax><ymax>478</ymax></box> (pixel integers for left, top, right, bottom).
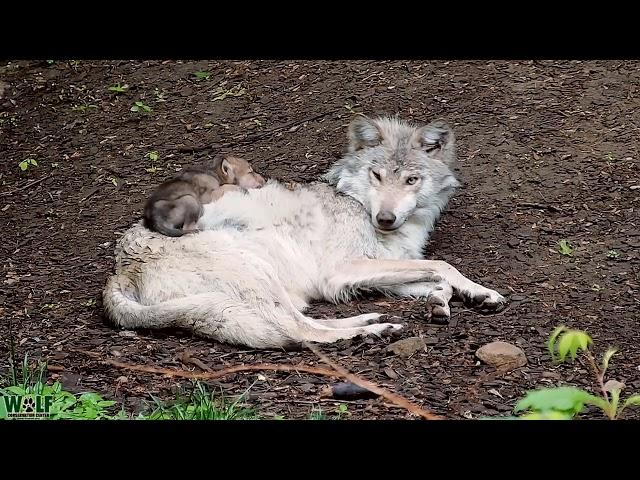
<box><xmin>103</xmin><ymin>115</ymin><xmax>506</xmax><ymax>349</ymax></box>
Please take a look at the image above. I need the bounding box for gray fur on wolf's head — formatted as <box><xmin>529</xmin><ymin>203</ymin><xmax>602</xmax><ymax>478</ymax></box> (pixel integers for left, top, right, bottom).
<box><xmin>324</xmin><ymin>115</ymin><xmax>460</xmax><ymax>232</ymax></box>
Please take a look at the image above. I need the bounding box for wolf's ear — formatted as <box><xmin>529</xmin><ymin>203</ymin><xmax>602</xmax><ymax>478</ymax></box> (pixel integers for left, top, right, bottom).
<box><xmin>348</xmin><ymin>115</ymin><xmax>382</xmax><ymax>152</ymax></box>
<box><xmin>412</xmin><ymin>120</ymin><xmax>455</xmax><ymax>164</ymax></box>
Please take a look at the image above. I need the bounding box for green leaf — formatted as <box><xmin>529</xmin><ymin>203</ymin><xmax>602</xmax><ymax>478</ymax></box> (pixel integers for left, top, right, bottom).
<box><xmin>514</xmin><ymin>387</ymin><xmax>606</xmax><ymax>416</ymax></box>
<box><xmin>5</xmin><ymin>385</ymin><xmax>26</xmax><ymax>395</ymax></box>
<box><xmin>130</xmin><ymin>105</ymin><xmax>139</xmax><ymax>112</ymax></box>
<box><xmin>556</xmin><ymin>329</ymin><xmax>592</xmax><ymax>362</ymax></box>
<box><xmin>547</xmin><ymin>325</ymin><xmax>567</xmax><ymax>359</ymax></box>
<box><xmin>194</xmin><ymin>71</ymin><xmax>211</xmax><ymax>81</ymax></box>
<box><xmin>147</xmin><ymin>151</ymin><xmax>159</xmax><ymax>162</ymax></box>
<box><xmin>558</xmin><ymin>239</ymin><xmax>574</xmax><ymax>256</ymax></box>
<box><xmin>622</xmin><ymin>395</ymin><xmax>640</xmax><ymax>409</ymax></box>
<box><xmin>519</xmin><ymin>411</ymin><xmax>573</xmax><ymax>420</ymax></box>
<box><xmin>602</xmin><ymin>348</ymin><xmax>617</xmax><ymax>374</ymax></box>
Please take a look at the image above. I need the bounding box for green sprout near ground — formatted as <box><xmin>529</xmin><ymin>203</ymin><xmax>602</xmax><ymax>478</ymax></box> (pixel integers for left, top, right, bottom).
<box><xmin>557</xmin><ymin>239</ymin><xmax>574</xmax><ymax>256</ymax></box>
<box><xmin>71</xmin><ymin>103</ymin><xmax>98</xmax><ymax>113</ymax></box>
<box><xmin>108</xmin><ymin>83</ymin><xmax>129</xmax><ymax>93</ymax></box>
<box><xmin>606</xmin><ymin>250</ymin><xmax>620</xmax><ymax>259</ymax></box>
<box><xmin>145</xmin><ymin>151</ymin><xmax>162</xmax><ymax>173</ymax></box>
<box><xmin>513</xmin><ymin>326</ymin><xmax>640</xmax><ymax>420</ymax></box>
<box><xmin>130</xmin><ymin>101</ymin><xmax>152</xmax><ymax>113</ymax></box>
<box><xmin>194</xmin><ymin>71</ymin><xmax>211</xmax><ymax>81</ymax></box>
<box><xmin>18</xmin><ymin>158</ymin><xmax>38</xmax><ymax>171</ymax></box>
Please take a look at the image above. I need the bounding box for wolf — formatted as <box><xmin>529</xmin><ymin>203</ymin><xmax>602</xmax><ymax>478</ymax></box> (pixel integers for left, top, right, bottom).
<box><xmin>103</xmin><ymin>115</ymin><xmax>506</xmax><ymax>349</ymax></box>
<box><xmin>144</xmin><ymin>156</ymin><xmax>265</xmax><ymax>237</ymax></box>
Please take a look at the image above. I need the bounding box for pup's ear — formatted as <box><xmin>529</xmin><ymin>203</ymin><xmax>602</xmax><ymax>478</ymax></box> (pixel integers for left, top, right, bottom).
<box><xmin>221</xmin><ymin>158</ymin><xmax>233</xmax><ymax>179</ymax></box>
<box><xmin>412</xmin><ymin>120</ymin><xmax>455</xmax><ymax>164</ymax></box>
<box><xmin>347</xmin><ymin>115</ymin><xmax>382</xmax><ymax>152</ymax></box>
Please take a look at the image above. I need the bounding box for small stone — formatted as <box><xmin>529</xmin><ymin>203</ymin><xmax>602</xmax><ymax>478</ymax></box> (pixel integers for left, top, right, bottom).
<box><xmin>299</xmin><ymin>383</ymin><xmax>315</xmax><ymax>393</ymax></box>
<box><xmin>387</xmin><ymin>337</ymin><xmax>426</xmax><ymax>358</ymax></box>
<box><xmin>511</xmin><ymin>295</ymin><xmax>526</xmax><ymax>301</ymax></box>
<box><xmin>424</xmin><ymin>337</ymin><xmax>439</xmax><ymax>346</ymax></box>
<box><xmin>542</xmin><ymin>371</ymin><xmax>561</xmax><ymax>380</ymax></box>
<box><xmin>118</xmin><ymin>330</ymin><xmax>137</xmax><ymax>338</ymax></box>
<box><xmin>476</xmin><ymin>341</ymin><xmax>527</xmax><ymax>370</ymax></box>
<box><xmin>507</xmin><ymin>239</ymin><xmax>519</xmax><ymax>248</ymax></box>
<box><xmin>384</xmin><ymin>367</ymin><xmax>399</xmax><ymax>379</ymax></box>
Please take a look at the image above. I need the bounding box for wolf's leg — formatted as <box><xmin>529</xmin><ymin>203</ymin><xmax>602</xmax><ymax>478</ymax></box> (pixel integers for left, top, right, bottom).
<box><xmin>313</xmin><ymin>313</ymin><xmax>387</xmax><ymax>328</ymax></box>
<box><xmin>324</xmin><ymin>259</ymin><xmax>505</xmax><ymax>310</ymax></box>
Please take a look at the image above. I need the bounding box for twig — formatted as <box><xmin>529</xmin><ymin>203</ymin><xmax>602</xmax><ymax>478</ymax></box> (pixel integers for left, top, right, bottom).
<box><xmin>70</xmin><ymin>348</ymin><xmax>341</xmax><ymax>380</ymax></box>
<box><xmin>517</xmin><ymin>202</ymin><xmax>561</xmax><ymax>213</ymax></box>
<box><xmin>303</xmin><ymin>342</ymin><xmax>444</xmax><ymax>420</ymax></box>
<box><xmin>178</xmin><ymin>350</ymin><xmax>212</xmax><ymax>372</ymax></box>
<box><xmin>0</xmin><ymin>173</ymin><xmax>54</xmax><ymax>197</ymax></box>
<box><xmin>171</xmin><ymin>110</ymin><xmax>335</xmax><ymax>153</ymax></box>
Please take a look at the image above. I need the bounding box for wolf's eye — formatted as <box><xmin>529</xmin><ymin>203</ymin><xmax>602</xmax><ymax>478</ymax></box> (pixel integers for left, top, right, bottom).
<box><xmin>406</xmin><ymin>176</ymin><xmax>420</xmax><ymax>185</ymax></box>
<box><xmin>371</xmin><ymin>170</ymin><xmax>382</xmax><ymax>182</ymax></box>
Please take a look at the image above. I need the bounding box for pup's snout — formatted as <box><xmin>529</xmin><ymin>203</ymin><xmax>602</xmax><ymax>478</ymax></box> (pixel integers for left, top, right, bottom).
<box><xmin>239</xmin><ymin>173</ymin><xmax>266</xmax><ymax>189</ymax></box>
<box><xmin>376</xmin><ymin>211</ymin><xmax>397</xmax><ymax>230</ymax></box>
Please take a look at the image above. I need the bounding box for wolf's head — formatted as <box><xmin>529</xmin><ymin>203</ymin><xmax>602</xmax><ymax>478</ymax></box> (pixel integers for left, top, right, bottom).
<box><xmin>325</xmin><ymin>115</ymin><xmax>460</xmax><ymax>233</ymax></box>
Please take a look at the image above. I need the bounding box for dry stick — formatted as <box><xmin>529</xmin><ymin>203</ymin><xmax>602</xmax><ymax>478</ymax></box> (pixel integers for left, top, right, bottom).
<box><xmin>0</xmin><ymin>173</ymin><xmax>54</xmax><ymax>197</ymax></box>
<box><xmin>303</xmin><ymin>342</ymin><xmax>444</xmax><ymax>420</ymax></box>
<box><xmin>172</xmin><ymin>110</ymin><xmax>335</xmax><ymax>153</ymax></box>
<box><xmin>517</xmin><ymin>202</ymin><xmax>561</xmax><ymax>212</ymax></box>
<box><xmin>71</xmin><ymin>348</ymin><xmax>341</xmax><ymax>380</ymax></box>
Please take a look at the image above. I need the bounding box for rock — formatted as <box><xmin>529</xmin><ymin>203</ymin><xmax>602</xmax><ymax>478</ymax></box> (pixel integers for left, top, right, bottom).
<box><xmin>387</xmin><ymin>337</ymin><xmax>426</xmax><ymax>358</ymax></box>
<box><xmin>476</xmin><ymin>341</ymin><xmax>527</xmax><ymax>369</ymax></box>
<box><xmin>424</xmin><ymin>336</ymin><xmax>439</xmax><ymax>346</ymax></box>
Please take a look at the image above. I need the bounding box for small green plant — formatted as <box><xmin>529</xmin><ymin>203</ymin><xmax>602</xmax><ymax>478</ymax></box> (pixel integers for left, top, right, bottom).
<box><xmin>18</xmin><ymin>158</ymin><xmax>38</xmax><ymax>172</ymax></box>
<box><xmin>107</xmin><ymin>176</ymin><xmax>118</xmax><ymax>187</ymax></box>
<box><xmin>130</xmin><ymin>101</ymin><xmax>152</xmax><ymax>113</ymax></box>
<box><xmin>344</xmin><ymin>103</ymin><xmax>359</xmax><ymax>114</ymax></box>
<box><xmin>557</xmin><ymin>239</ymin><xmax>574</xmax><ymax>256</ymax></box>
<box><xmin>108</xmin><ymin>83</ymin><xmax>128</xmax><ymax>93</ymax></box>
<box><xmin>335</xmin><ymin>403</ymin><xmax>350</xmax><ymax>419</ymax></box>
<box><xmin>82</xmin><ymin>298</ymin><xmax>97</xmax><ymax>308</ymax></box>
<box><xmin>606</xmin><ymin>250</ymin><xmax>620</xmax><ymax>259</ymax></box>
<box><xmin>194</xmin><ymin>71</ymin><xmax>211</xmax><ymax>81</ymax></box>
<box><xmin>308</xmin><ymin>407</ymin><xmax>328</xmax><ymax>420</ymax></box>
<box><xmin>46</xmin><ymin>60</ymin><xmax>55</xmax><ymax>65</ymax></box>
<box><xmin>145</xmin><ymin>151</ymin><xmax>162</xmax><ymax>173</ymax></box>
<box><xmin>153</xmin><ymin>88</ymin><xmax>167</xmax><ymax>102</ymax></box>
<box><xmin>71</xmin><ymin>103</ymin><xmax>98</xmax><ymax>113</ymax></box>
<box><xmin>513</xmin><ymin>326</ymin><xmax>640</xmax><ymax>420</ymax></box>
<box><xmin>139</xmin><ymin>382</ymin><xmax>257</xmax><ymax>420</ymax></box>
<box><xmin>0</xmin><ymin>354</ymin><xmax>125</xmax><ymax>420</ymax></box>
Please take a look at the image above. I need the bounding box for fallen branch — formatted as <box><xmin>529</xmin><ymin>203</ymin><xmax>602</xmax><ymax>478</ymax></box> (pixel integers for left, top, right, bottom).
<box><xmin>0</xmin><ymin>173</ymin><xmax>54</xmax><ymax>197</ymax></box>
<box><xmin>171</xmin><ymin>110</ymin><xmax>334</xmax><ymax>153</ymax></box>
<box><xmin>70</xmin><ymin>348</ymin><xmax>341</xmax><ymax>380</ymax></box>
<box><xmin>517</xmin><ymin>202</ymin><xmax>561</xmax><ymax>213</ymax></box>
<box><xmin>303</xmin><ymin>342</ymin><xmax>444</xmax><ymax>420</ymax></box>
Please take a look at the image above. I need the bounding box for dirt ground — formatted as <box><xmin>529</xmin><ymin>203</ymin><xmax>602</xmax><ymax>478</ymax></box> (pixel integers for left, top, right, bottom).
<box><xmin>1</xmin><ymin>60</ymin><xmax>639</xmax><ymax>419</ymax></box>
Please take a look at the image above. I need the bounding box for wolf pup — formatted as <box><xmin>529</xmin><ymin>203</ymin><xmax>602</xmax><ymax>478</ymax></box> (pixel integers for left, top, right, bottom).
<box><xmin>143</xmin><ymin>156</ymin><xmax>265</xmax><ymax>237</ymax></box>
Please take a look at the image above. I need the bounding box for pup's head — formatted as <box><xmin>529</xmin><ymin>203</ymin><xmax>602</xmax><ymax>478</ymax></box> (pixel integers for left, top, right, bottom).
<box><xmin>219</xmin><ymin>156</ymin><xmax>266</xmax><ymax>189</ymax></box>
<box><xmin>325</xmin><ymin>115</ymin><xmax>460</xmax><ymax>232</ymax></box>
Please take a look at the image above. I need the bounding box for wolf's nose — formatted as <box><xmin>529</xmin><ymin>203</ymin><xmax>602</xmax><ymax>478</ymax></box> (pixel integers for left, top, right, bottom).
<box><xmin>376</xmin><ymin>211</ymin><xmax>396</xmax><ymax>229</ymax></box>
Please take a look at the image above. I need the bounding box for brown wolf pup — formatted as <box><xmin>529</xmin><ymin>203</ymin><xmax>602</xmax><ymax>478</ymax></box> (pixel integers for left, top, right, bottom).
<box><xmin>144</xmin><ymin>156</ymin><xmax>265</xmax><ymax>237</ymax></box>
